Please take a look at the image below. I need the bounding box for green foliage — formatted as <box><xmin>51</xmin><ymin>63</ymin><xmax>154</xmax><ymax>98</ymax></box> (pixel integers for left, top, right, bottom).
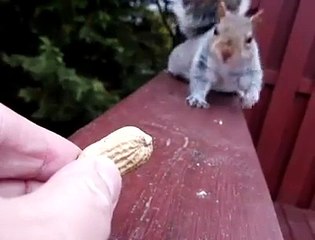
<box><xmin>0</xmin><ymin>0</ymin><xmax>172</xmax><ymax>134</ymax></box>
<box><xmin>3</xmin><ymin>37</ymin><xmax>119</xmax><ymax>121</ymax></box>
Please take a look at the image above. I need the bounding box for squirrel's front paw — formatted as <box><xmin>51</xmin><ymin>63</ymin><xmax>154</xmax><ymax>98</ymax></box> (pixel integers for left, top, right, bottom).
<box><xmin>241</xmin><ymin>90</ymin><xmax>259</xmax><ymax>109</ymax></box>
<box><xmin>186</xmin><ymin>95</ymin><xmax>209</xmax><ymax>108</ymax></box>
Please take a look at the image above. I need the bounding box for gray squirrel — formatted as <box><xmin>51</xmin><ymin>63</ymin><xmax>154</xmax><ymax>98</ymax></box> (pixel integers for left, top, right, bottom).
<box><xmin>167</xmin><ymin>0</ymin><xmax>264</xmax><ymax>109</ymax></box>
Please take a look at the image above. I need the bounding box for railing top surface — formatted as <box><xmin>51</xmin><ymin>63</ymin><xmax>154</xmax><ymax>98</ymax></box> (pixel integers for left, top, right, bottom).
<box><xmin>69</xmin><ymin>72</ymin><xmax>283</xmax><ymax>240</ymax></box>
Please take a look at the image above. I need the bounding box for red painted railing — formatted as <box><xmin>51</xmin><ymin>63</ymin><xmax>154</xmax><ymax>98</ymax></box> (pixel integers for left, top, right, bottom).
<box><xmin>244</xmin><ymin>0</ymin><xmax>315</xmax><ymax>209</ymax></box>
<box><xmin>69</xmin><ymin>74</ymin><xmax>284</xmax><ymax>239</ymax></box>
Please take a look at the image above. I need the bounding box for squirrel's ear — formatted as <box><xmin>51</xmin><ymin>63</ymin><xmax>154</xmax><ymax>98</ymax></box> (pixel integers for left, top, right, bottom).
<box><xmin>250</xmin><ymin>9</ymin><xmax>264</xmax><ymax>25</ymax></box>
<box><xmin>218</xmin><ymin>0</ymin><xmax>227</xmax><ymax>19</ymax></box>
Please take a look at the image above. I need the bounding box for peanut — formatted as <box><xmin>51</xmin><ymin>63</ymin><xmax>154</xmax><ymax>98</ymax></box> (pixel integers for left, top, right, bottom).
<box><xmin>77</xmin><ymin>126</ymin><xmax>153</xmax><ymax>175</ymax></box>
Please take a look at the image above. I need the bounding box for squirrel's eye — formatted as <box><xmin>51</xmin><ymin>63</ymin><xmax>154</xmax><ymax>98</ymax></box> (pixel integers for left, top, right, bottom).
<box><xmin>213</xmin><ymin>27</ymin><xmax>219</xmax><ymax>36</ymax></box>
<box><xmin>245</xmin><ymin>36</ymin><xmax>253</xmax><ymax>44</ymax></box>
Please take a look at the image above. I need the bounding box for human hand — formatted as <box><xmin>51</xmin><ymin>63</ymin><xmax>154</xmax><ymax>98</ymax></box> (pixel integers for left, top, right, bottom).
<box><xmin>0</xmin><ymin>103</ymin><xmax>122</xmax><ymax>240</ymax></box>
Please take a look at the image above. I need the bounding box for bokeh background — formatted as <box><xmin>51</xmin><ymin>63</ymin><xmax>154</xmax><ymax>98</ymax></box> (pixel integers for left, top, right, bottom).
<box><xmin>0</xmin><ymin>0</ymin><xmax>179</xmax><ymax>137</ymax></box>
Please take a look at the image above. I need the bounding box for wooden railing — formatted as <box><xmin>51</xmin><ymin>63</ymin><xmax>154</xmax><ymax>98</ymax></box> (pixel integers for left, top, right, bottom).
<box><xmin>69</xmin><ymin>73</ymin><xmax>284</xmax><ymax>239</ymax></box>
<box><xmin>244</xmin><ymin>0</ymin><xmax>315</xmax><ymax>209</ymax></box>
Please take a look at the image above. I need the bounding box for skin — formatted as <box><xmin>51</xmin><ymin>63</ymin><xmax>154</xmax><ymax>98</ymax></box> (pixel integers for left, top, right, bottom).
<box><xmin>0</xmin><ymin>103</ymin><xmax>122</xmax><ymax>240</ymax></box>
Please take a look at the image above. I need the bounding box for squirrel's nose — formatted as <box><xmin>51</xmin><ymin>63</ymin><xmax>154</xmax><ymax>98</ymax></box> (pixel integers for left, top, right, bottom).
<box><xmin>221</xmin><ymin>49</ymin><xmax>232</xmax><ymax>62</ymax></box>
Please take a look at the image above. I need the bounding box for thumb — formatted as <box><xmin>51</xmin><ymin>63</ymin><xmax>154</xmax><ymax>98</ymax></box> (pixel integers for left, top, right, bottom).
<box><xmin>0</xmin><ymin>157</ymin><xmax>122</xmax><ymax>240</ymax></box>
<box><xmin>40</xmin><ymin>155</ymin><xmax>122</xmax><ymax>209</ymax></box>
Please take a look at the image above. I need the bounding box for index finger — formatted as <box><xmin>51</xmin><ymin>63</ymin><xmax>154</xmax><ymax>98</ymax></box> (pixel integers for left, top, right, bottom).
<box><xmin>0</xmin><ymin>103</ymin><xmax>82</xmax><ymax>181</ymax></box>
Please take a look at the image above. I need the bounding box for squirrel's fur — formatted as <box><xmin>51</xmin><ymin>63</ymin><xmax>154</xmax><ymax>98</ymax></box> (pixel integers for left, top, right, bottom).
<box><xmin>167</xmin><ymin>0</ymin><xmax>263</xmax><ymax>109</ymax></box>
<box><xmin>172</xmin><ymin>0</ymin><xmax>252</xmax><ymax>38</ymax></box>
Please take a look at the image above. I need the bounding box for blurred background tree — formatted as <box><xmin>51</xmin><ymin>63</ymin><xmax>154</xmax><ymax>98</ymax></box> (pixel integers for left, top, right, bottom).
<box><xmin>0</xmin><ymin>0</ymin><xmax>177</xmax><ymax>137</ymax></box>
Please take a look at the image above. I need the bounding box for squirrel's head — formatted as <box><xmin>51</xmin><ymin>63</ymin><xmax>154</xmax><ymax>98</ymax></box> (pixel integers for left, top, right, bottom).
<box><xmin>210</xmin><ymin>0</ymin><xmax>263</xmax><ymax>65</ymax></box>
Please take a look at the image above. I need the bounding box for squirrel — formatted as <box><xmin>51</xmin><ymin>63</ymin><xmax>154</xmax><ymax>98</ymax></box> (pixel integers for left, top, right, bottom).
<box><xmin>167</xmin><ymin>0</ymin><xmax>264</xmax><ymax>109</ymax></box>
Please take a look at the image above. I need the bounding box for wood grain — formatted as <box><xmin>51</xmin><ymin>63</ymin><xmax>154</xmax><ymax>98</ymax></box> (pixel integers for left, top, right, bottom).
<box><xmin>69</xmin><ymin>72</ymin><xmax>283</xmax><ymax>240</ymax></box>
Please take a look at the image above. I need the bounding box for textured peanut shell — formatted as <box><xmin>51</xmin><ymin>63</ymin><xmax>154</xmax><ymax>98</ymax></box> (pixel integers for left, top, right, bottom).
<box><xmin>77</xmin><ymin>126</ymin><xmax>153</xmax><ymax>175</ymax></box>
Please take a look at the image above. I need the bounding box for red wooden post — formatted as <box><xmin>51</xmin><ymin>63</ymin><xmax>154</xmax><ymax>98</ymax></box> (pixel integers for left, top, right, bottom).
<box><xmin>69</xmin><ymin>73</ymin><xmax>283</xmax><ymax>239</ymax></box>
<box><xmin>244</xmin><ymin>0</ymin><xmax>299</xmax><ymax>145</ymax></box>
<box><xmin>255</xmin><ymin>0</ymin><xmax>315</xmax><ymax>198</ymax></box>
<box><xmin>277</xmin><ymin>91</ymin><xmax>315</xmax><ymax>207</ymax></box>
<box><xmin>253</xmin><ymin>0</ymin><xmax>286</xmax><ymax>62</ymax></box>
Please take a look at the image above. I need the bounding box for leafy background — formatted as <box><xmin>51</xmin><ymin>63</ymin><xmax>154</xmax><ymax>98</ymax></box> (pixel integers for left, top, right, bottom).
<box><xmin>0</xmin><ymin>0</ymin><xmax>178</xmax><ymax>137</ymax></box>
